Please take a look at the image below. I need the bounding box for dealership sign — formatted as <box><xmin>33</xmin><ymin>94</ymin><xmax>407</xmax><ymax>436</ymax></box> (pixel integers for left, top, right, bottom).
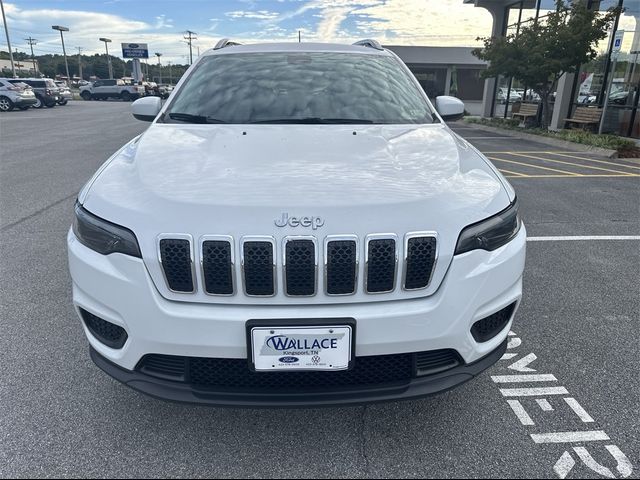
<box><xmin>121</xmin><ymin>43</ymin><xmax>149</xmax><ymax>59</ymax></box>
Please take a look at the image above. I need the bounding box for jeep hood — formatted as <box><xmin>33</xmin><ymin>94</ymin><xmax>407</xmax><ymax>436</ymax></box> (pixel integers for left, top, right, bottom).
<box><xmin>80</xmin><ymin>123</ymin><xmax>513</xmax><ymax>304</ymax></box>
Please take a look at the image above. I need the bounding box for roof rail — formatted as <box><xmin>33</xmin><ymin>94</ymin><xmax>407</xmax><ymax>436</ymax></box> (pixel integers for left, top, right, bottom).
<box><xmin>352</xmin><ymin>39</ymin><xmax>383</xmax><ymax>51</ymax></box>
<box><xmin>214</xmin><ymin>38</ymin><xmax>242</xmax><ymax>50</ymax></box>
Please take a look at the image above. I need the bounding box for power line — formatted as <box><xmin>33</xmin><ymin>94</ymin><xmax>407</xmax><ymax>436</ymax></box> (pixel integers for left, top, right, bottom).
<box><xmin>183</xmin><ymin>30</ymin><xmax>197</xmax><ymax>65</ymax></box>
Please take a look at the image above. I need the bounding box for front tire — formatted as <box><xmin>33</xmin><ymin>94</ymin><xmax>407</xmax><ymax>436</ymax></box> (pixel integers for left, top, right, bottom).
<box><xmin>0</xmin><ymin>96</ymin><xmax>14</xmax><ymax>112</ymax></box>
<box><xmin>120</xmin><ymin>91</ymin><xmax>131</xmax><ymax>101</ymax></box>
<box><xmin>80</xmin><ymin>91</ymin><xmax>92</xmax><ymax>101</ymax></box>
<box><xmin>57</xmin><ymin>99</ymin><xmax>68</xmax><ymax>106</ymax></box>
<box><xmin>33</xmin><ymin>96</ymin><xmax>43</xmax><ymax>108</ymax></box>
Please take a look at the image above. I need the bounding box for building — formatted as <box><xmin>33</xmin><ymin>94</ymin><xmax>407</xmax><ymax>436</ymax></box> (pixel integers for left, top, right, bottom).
<box><xmin>464</xmin><ymin>0</ymin><xmax>640</xmax><ymax>138</ymax></box>
<box><xmin>0</xmin><ymin>58</ymin><xmax>39</xmax><ymax>76</ymax></box>
<box><xmin>385</xmin><ymin>46</ymin><xmax>487</xmax><ymax>116</ymax></box>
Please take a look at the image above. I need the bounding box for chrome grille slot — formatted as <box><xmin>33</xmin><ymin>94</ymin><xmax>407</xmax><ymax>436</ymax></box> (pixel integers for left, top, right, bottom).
<box><xmin>404</xmin><ymin>233</ymin><xmax>437</xmax><ymax>290</ymax></box>
<box><xmin>325</xmin><ymin>237</ymin><xmax>358</xmax><ymax>295</ymax></box>
<box><xmin>242</xmin><ymin>238</ymin><xmax>276</xmax><ymax>296</ymax></box>
<box><xmin>202</xmin><ymin>237</ymin><xmax>234</xmax><ymax>295</ymax></box>
<box><xmin>365</xmin><ymin>235</ymin><xmax>398</xmax><ymax>294</ymax></box>
<box><xmin>159</xmin><ymin>237</ymin><xmax>195</xmax><ymax>293</ymax></box>
<box><xmin>284</xmin><ymin>238</ymin><xmax>317</xmax><ymax>296</ymax></box>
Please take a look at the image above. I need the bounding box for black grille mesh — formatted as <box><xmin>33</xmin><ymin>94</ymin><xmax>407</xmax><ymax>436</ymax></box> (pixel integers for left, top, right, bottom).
<box><xmin>326</xmin><ymin>240</ymin><xmax>357</xmax><ymax>295</ymax></box>
<box><xmin>366</xmin><ymin>239</ymin><xmax>396</xmax><ymax>293</ymax></box>
<box><xmin>405</xmin><ymin>236</ymin><xmax>437</xmax><ymax>289</ymax></box>
<box><xmin>202</xmin><ymin>240</ymin><xmax>233</xmax><ymax>295</ymax></box>
<box><xmin>137</xmin><ymin>347</ymin><xmax>463</xmax><ymax>392</ymax></box>
<box><xmin>471</xmin><ymin>303</ymin><xmax>517</xmax><ymax>343</ymax></box>
<box><xmin>159</xmin><ymin>239</ymin><xmax>193</xmax><ymax>292</ymax></box>
<box><xmin>81</xmin><ymin>309</ymin><xmax>128</xmax><ymax>349</ymax></box>
<box><xmin>243</xmin><ymin>241</ymin><xmax>274</xmax><ymax>296</ymax></box>
<box><xmin>285</xmin><ymin>240</ymin><xmax>316</xmax><ymax>296</ymax></box>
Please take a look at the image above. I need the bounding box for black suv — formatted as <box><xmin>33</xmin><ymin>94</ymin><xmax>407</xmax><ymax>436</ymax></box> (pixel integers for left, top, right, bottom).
<box><xmin>8</xmin><ymin>78</ymin><xmax>60</xmax><ymax>108</ymax></box>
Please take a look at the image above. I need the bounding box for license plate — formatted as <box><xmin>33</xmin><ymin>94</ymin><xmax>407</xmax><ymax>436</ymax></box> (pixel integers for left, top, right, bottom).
<box><xmin>249</xmin><ymin>324</ymin><xmax>353</xmax><ymax>371</ymax></box>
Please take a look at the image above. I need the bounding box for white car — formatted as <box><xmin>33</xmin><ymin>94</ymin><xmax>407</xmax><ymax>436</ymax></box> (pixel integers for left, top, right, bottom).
<box><xmin>68</xmin><ymin>39</ymin><xmax>526</xmax><ymax>407</ymax></box>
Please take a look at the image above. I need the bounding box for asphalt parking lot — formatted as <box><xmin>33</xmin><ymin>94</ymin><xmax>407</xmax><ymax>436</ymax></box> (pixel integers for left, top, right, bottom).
<box><xmin>1</xmin><ymin>102</ymin><xmax>638</xmax><ymax>478</ymax></box>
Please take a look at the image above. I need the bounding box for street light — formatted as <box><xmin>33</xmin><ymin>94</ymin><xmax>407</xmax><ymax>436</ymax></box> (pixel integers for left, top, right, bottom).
<box><xmin>99</xmin><ymin>37</ymin><xmax>113</xmax><ymax>79</ymax></box>
<box><xmin>52</xmin><ymin>25</ymin><xmax>70</xmax><ymax>82</ymax></box>
<box><xmin>155</xmin><ymin>52</ymin><xmax>162</xmax><ymax>84</ymax></box>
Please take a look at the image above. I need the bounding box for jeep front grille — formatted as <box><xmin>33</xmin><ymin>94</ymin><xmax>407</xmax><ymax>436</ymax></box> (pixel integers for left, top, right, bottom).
<box><xmin>157</xmin><ymin>232</ymin><xmax>437</xmax><ymax>298</ymax></box>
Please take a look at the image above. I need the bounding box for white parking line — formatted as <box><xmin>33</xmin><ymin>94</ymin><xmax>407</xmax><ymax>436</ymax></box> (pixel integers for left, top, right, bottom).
<box><xmin>492</xmin><ymin>374</ymin><xmax>558</xmax><ymax>383</ymax></box>
<box><xmin>527</xmin><ymin>236</ymin><xmax>640</xmax><ymax>242</ymax></box>
<box><xmin>531</xmin><ymin>431</ymin><xmax>610</xmax><ymax>444</ymax></box>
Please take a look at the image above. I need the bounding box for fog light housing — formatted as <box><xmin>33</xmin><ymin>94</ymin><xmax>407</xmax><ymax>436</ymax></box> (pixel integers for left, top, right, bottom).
<box><xmin>471</xmin><ymin>302</ymin><xmax>517</xmax><ymax>343</ymax></box>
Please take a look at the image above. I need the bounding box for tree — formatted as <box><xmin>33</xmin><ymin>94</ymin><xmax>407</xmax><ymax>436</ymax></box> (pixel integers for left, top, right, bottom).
<box><xmin>472</xmin><ymin>0</ymin><xmax>619</xmax><ymax>128</ymax></box>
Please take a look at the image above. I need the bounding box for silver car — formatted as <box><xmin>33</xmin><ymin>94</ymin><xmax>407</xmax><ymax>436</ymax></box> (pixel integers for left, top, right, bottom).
<box><xmin>0</xmin><ymin>79</ymin><xmax>37</xmax><ymax>111</ymax></box>
<box><xmin>55</xmin><ymin>80</ymin><xmax>73</xmax><ymax>105</ymax></box>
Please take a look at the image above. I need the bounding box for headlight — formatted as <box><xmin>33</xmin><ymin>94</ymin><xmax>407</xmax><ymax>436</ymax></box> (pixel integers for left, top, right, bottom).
<box><xmin>454</xmin><ymin>200</ymin><xmax>520</xmax><ymax>255</ymax></box>
<box><xmin>73</xmin><ymin>202</ymin><xmax>141</xmax><ymax>258</ymax></box>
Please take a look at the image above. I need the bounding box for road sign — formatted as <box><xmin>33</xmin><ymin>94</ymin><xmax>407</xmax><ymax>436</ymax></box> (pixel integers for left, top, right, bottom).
<box><xmin>611</xmin><ymin>31</ymin><xmax>624</xmax><ymax>58</ymax></box>
<box><xmin>121</xmin><ymin>43</ymin><xmax>149</xmax><ymax>59</ymax></box>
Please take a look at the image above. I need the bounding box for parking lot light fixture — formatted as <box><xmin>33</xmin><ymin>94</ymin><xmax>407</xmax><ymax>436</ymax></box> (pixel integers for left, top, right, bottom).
<box><xmin>155</xmin><ymin>52</ymin><xmax>162</xmax><ymax>84</ymax></box>
<box><xmin>52</xmin><ymin>25</ymin><xmax>70</xmax><ymax>82</ymax></box>
<box><xmin>99</xmin><ymin>37</ymin><xmax>113</xmax><ymax>79</ymax></box>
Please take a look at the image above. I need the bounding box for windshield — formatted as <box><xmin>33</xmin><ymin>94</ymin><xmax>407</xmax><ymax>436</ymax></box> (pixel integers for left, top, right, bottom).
<box><xmin>162</xmin><ymin>52</ymin><xmax>436</xmax><ymax>124</ymax></box>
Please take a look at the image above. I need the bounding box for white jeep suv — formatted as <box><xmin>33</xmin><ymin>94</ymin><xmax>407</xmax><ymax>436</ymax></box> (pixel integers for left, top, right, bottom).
<box><xmin>68</xmin><ymin>40</ymin><xmax>526</xmax><ymax>407</ymax></box>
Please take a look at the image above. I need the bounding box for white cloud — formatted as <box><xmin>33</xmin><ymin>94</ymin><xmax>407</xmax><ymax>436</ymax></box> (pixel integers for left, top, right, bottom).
<box><xmin>154</xmin><ymin>15</ymin><xmax>174</xmax><ymax>29</ymax></box>
<box><xmin>226</xmin><ymin>10</ymin><xmax>280</xmax><ymax>20</ymax></box>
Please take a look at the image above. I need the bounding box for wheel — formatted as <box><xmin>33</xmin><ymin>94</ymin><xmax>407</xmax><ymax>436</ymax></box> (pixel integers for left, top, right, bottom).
<box><xmin>120</xmin><ymin>91</ymin><xmax>131</xmax><ymax>101</ymax></box>
<box><xmin>80</xmin><ymin>91</ymin><xmax>92</xmax><ymax>101</ymax></box>
<box><xmin>33</xmin><ymin>96</ymin><xmax>43</xmax><ymax>108</ymax></box>
<box><xmin>0</xmin><ymin>96</ymin><xmax>14</xmax><ymax>112</ymax></box>
<box><xmin>57</xmin><ymin>99</ymin><xmax>68</xmax><ymax>106</ymax></box>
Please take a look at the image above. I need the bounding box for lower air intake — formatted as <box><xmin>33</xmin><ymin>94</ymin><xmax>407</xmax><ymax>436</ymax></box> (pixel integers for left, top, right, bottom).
<box><xmin>81</xmin><ymin>309</ymin><xmax>128</xmax><ymax>349</ymax></box>
<box><xmin>471</xmin><ymin>302</ymin><xmax>517</xmax><ymax>343</ymax></box>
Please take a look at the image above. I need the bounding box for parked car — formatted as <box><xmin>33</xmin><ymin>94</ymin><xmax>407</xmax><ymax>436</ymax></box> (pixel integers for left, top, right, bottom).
<box><xmin>497</xmin><ymin>87</ymin><xmax>522</xmax><ymax>104</ymax></box>
<box><xmin>0</xmin><ymin>78</ymin><xmax>37</xmax><ymax>111</ymax></box>
<box><xmin>157</xmin><ymin>84</ymin><xmax>174</xmax><ymax>99</ymax></box>
<box><xmin>142</xmin><ymin>81</ymin><xmax>161</xmax><ymax>97</ymax></box>
<box><xmin>54</xmin><ymin>80</ymin><xmax>73</xmax><ymax>105</ymax></box>
<box><xmin>79</xmin><ymin>79</ymin><xmax>145</xmax><ymax>101</ymax></box>
<box><xmin>69</xmin><ymin>40</ymin><xmax>525</xmax><ymax>407</ymax></box>
<box><xmin>7</xmin><ymin>77</ymin><xmax>60</xmax><ymax>108</ymax></box>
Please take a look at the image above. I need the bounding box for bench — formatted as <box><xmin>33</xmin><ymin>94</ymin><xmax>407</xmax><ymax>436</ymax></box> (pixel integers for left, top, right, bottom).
<box><xmin>565</xmin><ymin>107</ymin><xmax>602</xmax><ymax>131</ymax></box>
<box><xmin>512</xmin><ymin>103</ymin><xmax>539</xmax><ymax>126</ymax></box>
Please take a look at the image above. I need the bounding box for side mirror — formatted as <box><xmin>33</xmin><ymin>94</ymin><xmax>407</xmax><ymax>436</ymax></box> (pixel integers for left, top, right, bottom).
<box><xmin>132</xmin><ymin>96</ymin><xmax>162</xmax><ymax>122</ymax></box>
<box><xmin>435</xmin><ymin>96</ymin><xmax>465</xmax><ymax>122</ymax></box>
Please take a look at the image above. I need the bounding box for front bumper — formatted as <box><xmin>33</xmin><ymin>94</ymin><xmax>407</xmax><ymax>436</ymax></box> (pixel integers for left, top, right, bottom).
<box><xmin>68</xmin><ymin>225</ymin><xmax>526</xmax><ymax>405</ymax></box>
<box><xmin>90</xmin><ymin>339</ymin><xmax>507</xmax><ymax>407</ymax></box>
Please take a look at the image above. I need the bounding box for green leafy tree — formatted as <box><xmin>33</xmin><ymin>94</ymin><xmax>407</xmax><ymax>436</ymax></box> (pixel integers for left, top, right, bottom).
<box><xmin>472</xmin><ymin>0</ymin><xmax>619</xmax><ymax>128</ymax></box>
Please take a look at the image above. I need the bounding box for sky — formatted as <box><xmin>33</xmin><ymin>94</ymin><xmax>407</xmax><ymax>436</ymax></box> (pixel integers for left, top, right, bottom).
<box><xmin>0</xmin><ymin>0</ymin><xmax>496</xmax><ymax>64</ymax></box>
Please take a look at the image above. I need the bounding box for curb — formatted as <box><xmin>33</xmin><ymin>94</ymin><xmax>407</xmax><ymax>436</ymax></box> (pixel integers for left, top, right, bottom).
<box><xmin>459</xmin><ymin>122</ymin><xmax>618</xmax><ymax>158</ymax></box>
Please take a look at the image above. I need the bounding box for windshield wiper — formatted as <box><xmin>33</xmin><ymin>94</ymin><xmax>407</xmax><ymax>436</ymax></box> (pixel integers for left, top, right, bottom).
<box><xmin>249</xmin><ymin>117</ymin><xmax>374</xmax><ymax>124</ymax></box>
<box><xmin>167</xmin><ymin>112</ymin><xmax>228</xmax><ymax>124</ymax></box>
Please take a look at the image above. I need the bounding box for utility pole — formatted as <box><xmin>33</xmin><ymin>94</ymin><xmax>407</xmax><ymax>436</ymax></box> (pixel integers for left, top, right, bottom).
<box><xmin>155</xmin><ymin>52</ymin><xmax>162</xmax><ymax>84</ymax></box>
<box><xmin>183</xmin><ymin>30</ymin><xmax>197</xmax><ymax>65</ymax></box>
<box><xmin>0</xmin><ymin>0</ymin><xmax>16</xmax><ymax>77</ymax></box>
<box><xmin>52</xmin><ymin>25</ymin><xmax>70</xmax><ymax>81</ymax></box>
<box><xmin>76</xmin><ymin>46</ymin><xmax>83</xmax><ymax>80</ymax></box>
<box><xmin>25</xmin><ymin>36</ymin><xmax>38</xmax><ymax>74</ymax></box>
<box><xmin>167</xmin><ymin>61</ymin><xmax>172</xmax><ymax>84</ymax></box>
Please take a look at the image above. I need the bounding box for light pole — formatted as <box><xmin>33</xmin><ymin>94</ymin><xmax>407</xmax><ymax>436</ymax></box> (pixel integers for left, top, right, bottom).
<box><xmin>1</xmin><ymin>0</ymin><xmax>16</xmax><ymax>77</ymax></box>
<box><xmin>99</xmin><ymin>37</ymin><xmax>113</xmax><ymax>79</ymax></box>
<box><xmin>52</xmin><ymin>25</ymin><xmax>70</xmax><ymax>81</ymax></box>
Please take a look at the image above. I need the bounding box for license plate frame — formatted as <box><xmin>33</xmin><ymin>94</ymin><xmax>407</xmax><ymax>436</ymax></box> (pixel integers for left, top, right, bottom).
<box><xmin>246</xmin><ymin>318</ymin><xmax>356</xmax><ymax>372</ymax></box>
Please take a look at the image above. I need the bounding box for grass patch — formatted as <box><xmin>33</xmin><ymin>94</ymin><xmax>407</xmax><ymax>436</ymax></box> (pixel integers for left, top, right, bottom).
<box><xmin>464</xmin><ymin>117</ymin><xmax>639</xmax><ymax>157</ymax></box>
